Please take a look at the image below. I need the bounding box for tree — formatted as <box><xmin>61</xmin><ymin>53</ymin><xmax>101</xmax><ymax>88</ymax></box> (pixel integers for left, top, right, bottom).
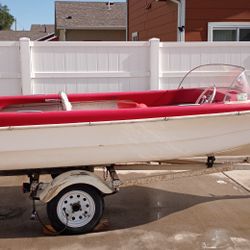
<box><xmin>0</xmin><ymin>3</ymin><xmax>14</xmax><ymax>30</ymax></box>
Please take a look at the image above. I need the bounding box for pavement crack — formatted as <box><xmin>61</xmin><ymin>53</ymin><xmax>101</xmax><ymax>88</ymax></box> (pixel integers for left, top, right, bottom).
<box><xmin>222</xmin><ymin>172</ymin><xmax>250</xmax><ymax>193</ymax></box>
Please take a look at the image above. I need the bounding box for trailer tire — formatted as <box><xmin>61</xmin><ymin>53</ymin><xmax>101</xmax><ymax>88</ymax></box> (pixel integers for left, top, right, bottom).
<box><xmin>47</xmin><ymin>184</ymin><xmax>104</xmax><ymax>234</ymax></box>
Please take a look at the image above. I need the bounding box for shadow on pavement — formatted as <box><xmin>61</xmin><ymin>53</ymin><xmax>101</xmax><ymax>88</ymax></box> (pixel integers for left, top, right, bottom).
<box><xmin>0</xmin><ymin>185</ymin><xmax>249</xmax><ymax>238</ymax></box>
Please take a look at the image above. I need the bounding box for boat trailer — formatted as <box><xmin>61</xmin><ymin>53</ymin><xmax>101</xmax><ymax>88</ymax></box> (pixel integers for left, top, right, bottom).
<box><xmin>0</xmin><ymin>160</ymin><xmax>249</xmax><ymax>235</ymax></box>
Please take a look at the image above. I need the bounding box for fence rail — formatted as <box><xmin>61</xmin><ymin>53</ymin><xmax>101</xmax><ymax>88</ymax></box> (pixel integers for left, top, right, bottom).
<box><xmin>1</xmin><ymin>38</ymin><xmax>250</xmax><ymax>95</ymax></box>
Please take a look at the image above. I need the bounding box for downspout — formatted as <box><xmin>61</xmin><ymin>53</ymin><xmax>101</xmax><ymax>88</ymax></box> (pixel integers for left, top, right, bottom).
<box><xmin>126</xmin><ymin>0</ymin><xmax>128</xmax><ymax>41</ymax></box>
<box><xmin>169</xmin><ymin>0</ymin><xmax>185</xmax><ymax>42</ymax></box>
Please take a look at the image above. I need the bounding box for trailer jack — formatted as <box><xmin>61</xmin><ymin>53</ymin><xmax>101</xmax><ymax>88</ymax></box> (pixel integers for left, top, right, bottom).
<box><xmin>207</xmin><ymin>156</ymin><xmax>216</xmax><ymax>168</ymax></box>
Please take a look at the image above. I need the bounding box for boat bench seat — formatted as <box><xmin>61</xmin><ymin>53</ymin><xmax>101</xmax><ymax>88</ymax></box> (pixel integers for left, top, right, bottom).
<box><xmin>117</xmin><ymin>100</ymin><xmax>148</xmax><ymax>109</ymax></box>
<box><xmin>60</xmin><ymin>91</ymin><xmax>72</xmax><ymax>111</ymax></box>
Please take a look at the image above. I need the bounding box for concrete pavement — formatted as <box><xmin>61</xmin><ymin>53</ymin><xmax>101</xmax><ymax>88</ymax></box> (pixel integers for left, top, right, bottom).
<box><xmin>0</xmin><ymin>167</ymin><xmax>249</xmax><ymax>250</ymax></box>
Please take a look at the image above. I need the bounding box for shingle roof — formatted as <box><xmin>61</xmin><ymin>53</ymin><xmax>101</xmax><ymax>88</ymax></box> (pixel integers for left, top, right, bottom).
<box><xmin>0</xmin><ymin>25</ymin><xmax>55</xmax><ymax>41</ymax></box>
<box><xmin>55</xmin><ymin>1</ymin><xmax>127</xmax><ymax>30</ymax></box>
<box><xmin>30</xmin><ymin>24</ymin><xmax>55</xmax><ymax>33</ymax></box>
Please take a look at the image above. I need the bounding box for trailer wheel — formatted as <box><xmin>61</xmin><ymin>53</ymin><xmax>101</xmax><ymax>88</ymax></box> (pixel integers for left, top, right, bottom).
<box><xmin>47</xmin><ymin>184</ymin><xmax>104</xmax><ymax>234</ymax></box>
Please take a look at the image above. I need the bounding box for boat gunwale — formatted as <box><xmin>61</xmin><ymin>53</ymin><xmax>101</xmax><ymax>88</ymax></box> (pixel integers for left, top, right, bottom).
<box><xmin>0</xmin><ymin>110</ymin><xmax>249</xmax><ymax>131</ymax></box>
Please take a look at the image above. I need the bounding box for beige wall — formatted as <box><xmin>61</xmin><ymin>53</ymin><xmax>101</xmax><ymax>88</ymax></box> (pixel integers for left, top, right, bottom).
<box><xmin>59</xmin><ymin>29</ymin><xmax>126</xmax><ymax>41</ymax></box>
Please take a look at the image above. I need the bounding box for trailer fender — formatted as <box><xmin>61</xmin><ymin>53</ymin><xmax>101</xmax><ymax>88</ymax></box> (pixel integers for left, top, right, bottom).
<box><xmin>39</xmin><ymin>170</ymin><xmax>114</xmax><ymax>203</ymax></box>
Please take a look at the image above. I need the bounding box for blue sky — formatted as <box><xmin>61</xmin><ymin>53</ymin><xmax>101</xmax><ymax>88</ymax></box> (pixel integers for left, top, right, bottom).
<box><xmin>1</xmin><ymin>0</ymin><xmax>126</xmax><ymax>30</ymax></box>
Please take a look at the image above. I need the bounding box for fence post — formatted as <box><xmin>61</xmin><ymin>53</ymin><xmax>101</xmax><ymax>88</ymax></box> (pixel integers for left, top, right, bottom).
<box><xmin>20</xmin><ymin>37</ymin><xmax>32</xmax><ymax>95</ymax></box>
<box><xmin>149</xmin><ymin>38</ymin><xmax>160</xmax><ymax>90</ymax></box>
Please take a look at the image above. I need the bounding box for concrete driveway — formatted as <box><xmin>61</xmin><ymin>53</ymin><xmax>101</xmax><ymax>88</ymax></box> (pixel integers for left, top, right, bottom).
<box><xmin>0</xmin><ymin>166</ymin><xmax>249</xmax><ymax>250</ymax></box>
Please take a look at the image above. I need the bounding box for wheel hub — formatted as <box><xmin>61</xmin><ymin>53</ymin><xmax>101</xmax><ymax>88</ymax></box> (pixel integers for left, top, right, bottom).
<box><xmin>71</xmin><ymin>202</ymin><xmax>81</xmax><ymax>213</ymax></box>
<box><xmin>57</xmin><ymin>190</ymin><xmax>96</xmax><ymax>228</ymax></box>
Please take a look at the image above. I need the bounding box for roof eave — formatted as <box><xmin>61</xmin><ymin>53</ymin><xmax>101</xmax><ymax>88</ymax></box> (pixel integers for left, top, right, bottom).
<box><xmin>56</xmin><ymin>26</ymin><xmax>126</xmax><ymax>31</ymax></box>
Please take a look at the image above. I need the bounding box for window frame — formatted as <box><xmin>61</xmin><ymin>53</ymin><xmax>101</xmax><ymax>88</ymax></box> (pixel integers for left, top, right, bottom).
<box><xmin>208</xmin><ymin>22</ymin><xmax>250</xmax><ymax>42</ymax></box>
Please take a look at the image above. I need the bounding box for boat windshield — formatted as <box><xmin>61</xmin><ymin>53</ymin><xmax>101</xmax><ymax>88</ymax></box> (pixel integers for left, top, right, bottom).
<box><xmin>178</xmin><ymin>64</ymin><xmax>249</xmax><ymax>96</ymax></box>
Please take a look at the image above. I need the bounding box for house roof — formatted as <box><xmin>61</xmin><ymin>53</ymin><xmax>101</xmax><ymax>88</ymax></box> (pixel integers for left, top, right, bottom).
<box><xmin>30</xmin><ymin>24</ymin><xmax>55</xmax><ymax>33</ymax></box>
<box><xmin>55</xmin><ymin>1</ymin><xmax>127</xmax><ymax>30</ymax></box>
<box><xmin>0</xmin><ymin>24</ymin><xmax>55</xmax><ymax>41</ymax></box>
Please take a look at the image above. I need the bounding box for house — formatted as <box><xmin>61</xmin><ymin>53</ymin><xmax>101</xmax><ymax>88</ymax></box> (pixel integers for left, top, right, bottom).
<box><xmin>0</xmin><ymin>24</ymin><xmax>56</xmax><ymax>41</ymax></box>
<box><xmin>55</xmin><ymin>1</ymin><xmax>127</xmax><ymax>41</ymax></box>
<box><xmin>128</xmin><ymin>0</ymin><xmax>250</xmax><ymax>42</ymax></box>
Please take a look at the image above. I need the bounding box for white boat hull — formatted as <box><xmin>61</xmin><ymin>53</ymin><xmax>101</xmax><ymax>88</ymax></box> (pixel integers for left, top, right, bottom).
<box><xmin>215</xmin><ymin>144</ymin><xmax>250</xmax><ymax>156</ymax></box>
<box><xmin>1</xmin><ymin>111</ymin><xmax>250</xmax><ymax>171</ymax></box>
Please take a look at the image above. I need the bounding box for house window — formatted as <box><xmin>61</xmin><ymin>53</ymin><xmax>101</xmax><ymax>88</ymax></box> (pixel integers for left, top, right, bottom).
<box><xmin>132</xmin><ymin>32</ymin><xmax>139</xmax><ymax>41</ymax></box>
<box><xmin>208</xmin><ymin>22</ymin><xmax>250</xmax><ymax>42</ymax></box>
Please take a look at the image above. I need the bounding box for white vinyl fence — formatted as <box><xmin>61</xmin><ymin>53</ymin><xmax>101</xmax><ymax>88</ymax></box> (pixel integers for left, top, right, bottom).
<box><xmin>1</xmin><ymin>37</ymin><xmax>250</xmax><ymax>95</ymax></box>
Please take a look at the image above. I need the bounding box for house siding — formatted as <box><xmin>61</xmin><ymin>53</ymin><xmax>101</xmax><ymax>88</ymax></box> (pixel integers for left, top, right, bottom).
<box><xmin>128</xmin><ymin>0</ymin><xmax>178</xmax><ymax>41</ymax></box>
<box><xmin>60</xmin><ymin>29</ymin><xmax>126</xmax><ymax>41</ymax></box>
<box><xmin>186</xmin><ymin>0</ymin><xmax>250</xmax><ymax>41</ymax></box>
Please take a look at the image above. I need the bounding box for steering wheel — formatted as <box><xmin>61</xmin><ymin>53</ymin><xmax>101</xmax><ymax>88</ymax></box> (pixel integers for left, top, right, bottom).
<box><xmin>195</xmin><ymin>85</ymin><xmax>217</xmax><ymax>104</ymax></box>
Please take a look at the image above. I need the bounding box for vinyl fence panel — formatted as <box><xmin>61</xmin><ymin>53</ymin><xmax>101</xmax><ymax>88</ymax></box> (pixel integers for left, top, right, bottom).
<box><xmin>31</xmin><ymin>41</ymin><xmax>150</xmax><ymax>94</ymax></box>
<box><xmin>0</xmin><ymin>42</ymin><xmax>22</xmax><ymax>95</ymax></box>
<box><xmin>0</xmin><ymin>38</ymin><xmax>250</xmax><ymax>96</ymax></box>
<box><xmin>160</xmin><ymin>42</ymin><xmax>250</xmax><ymax>89</ymax></box>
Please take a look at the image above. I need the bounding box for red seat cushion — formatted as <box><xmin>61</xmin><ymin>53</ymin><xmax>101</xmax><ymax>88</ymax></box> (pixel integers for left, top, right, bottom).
<box><xmin>117</xmin><ymin>101</ymin><xmax>148</xmax><ymax>109</ymax></box>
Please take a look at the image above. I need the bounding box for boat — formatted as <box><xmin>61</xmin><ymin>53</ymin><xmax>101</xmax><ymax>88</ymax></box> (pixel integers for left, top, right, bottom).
<box><xmin>1</xmin><ymin>64</ymin><xmax>250</xmax><ymax>171</ymax></box>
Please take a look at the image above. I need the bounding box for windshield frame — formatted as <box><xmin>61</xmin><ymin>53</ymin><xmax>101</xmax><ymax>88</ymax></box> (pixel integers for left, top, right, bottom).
<box><xmin>177</xmin><ymin>63</ymin><xmax>246</xmax><ymax>89</ymax></box>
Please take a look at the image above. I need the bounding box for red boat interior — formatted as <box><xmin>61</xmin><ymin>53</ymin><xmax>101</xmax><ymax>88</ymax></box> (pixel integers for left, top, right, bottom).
<box><xmin>0</xmin><ymin>88</ymin><xmax>249</xmax><ymax>127</ymax></box>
